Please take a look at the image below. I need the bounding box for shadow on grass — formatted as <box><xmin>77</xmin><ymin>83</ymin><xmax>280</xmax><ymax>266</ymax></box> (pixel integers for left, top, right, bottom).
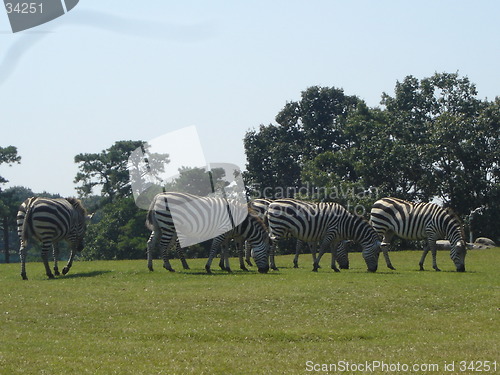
<box><xmin>179</xmin><ymin>269</ymin><xmax>283</xmax><ymax>277</ymax></box>
<box><xmin>60</xmin><ymin>270</ymin><xmax>112</xmax><ymax>279</ymax></box>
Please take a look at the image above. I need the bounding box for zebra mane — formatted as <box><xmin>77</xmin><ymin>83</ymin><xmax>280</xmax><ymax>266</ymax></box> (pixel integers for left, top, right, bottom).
<box><xmin>65</xmin><ymin>197</ymin><xmax>88</xmax><ymax>217</ymax></box>
<box><xmin>246</xmin><ymin>205</ymin><xmax>269</xmax><ymax>233</ymax></box>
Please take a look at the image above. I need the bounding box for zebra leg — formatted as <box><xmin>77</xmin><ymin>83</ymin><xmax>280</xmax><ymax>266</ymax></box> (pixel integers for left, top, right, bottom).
<box><xmin>244</xmin><ymin>241</ymin><xmax>253</xmax><ymax>267</ymax></box>
<box><xmin>175</xmin><ymin>241</ymin><xmax>190</xmax><ymax>270</ymax></box>
<box><xmin>19</xmin><ymin>241</ymin><xmax>28</xmax><ymax>280</ymax></box>
<box><xmin>336</xmin><ymin>241</ymin><xmax>350</xmax><ymax>270</ymax></box>
<box><xmin>236</xmin><ymin>239</ymin><xmax>249</xmax><ymax>271</ymax></box>
<box><xmin>429</xmin><ymin>240</ymin><xmax>441</xmax><ymax>271</ymax></box>
<box><xmin>41</xmin><ymin>242</ymin><xmax>55</xmax><ymax>279</ymax></box>
<box><xmin>293</xmin><ymin>240</ymin><xmax>304</xmax><ymax>268</ymax></box>
<box><xmin>270</xmin><ymin>240</ymin><xmax>278</xmax><ymax>271</ymax></box>
<box><xmin>160</xmin><ymin>232</ymin><xmax>176</xmax><ymax>272</ymax></box>
<box><xmin>206</xmin><ymin>235</ymin><xmax>224</xmax><ymax>274</ymax></box>
<box><xmin>310</xmin><ymin>242</ymin><xmax>318</xmax><ymax>266</ymax></box>
<box><xmin>222</xmin><ymin>242</ymin><xmax>232</xmax><ymax>273</ymax></box>
<box><xmin>217</xmin><ymin>238</ymin><xmax>230</xmax><ymax>271</ymax></box>
<box><xmin>146</xmin><ymin>231</ymin><xmax>159</xmax><ymax>271</ymax></box>
<box><xmin>419</xmin><ymin>240</ymin><xmax>430</xmax><ymax>271</ymax></box>
<box><xmin>329</xmin><ymin>240</ymin><xmax>341</xmax><ymax>272</ymax></box>
<box><xmin>380</xmin><ymin>233</ymin><xmax>396</xmax><ymax>270</ymax></box>
<box><xmin>53</xmin><ymin>243</ymin><xmax>60</xmax><ymax>276</ymax></box>
<box><xmin>313</xmin><ymin>236</ymin><xmax>336</xmax><ymax>272</ymax></box>
<box><xmin>62</xmin><ymin>242</ymin><xmax>78</xmax><ymax>276</ymax></box>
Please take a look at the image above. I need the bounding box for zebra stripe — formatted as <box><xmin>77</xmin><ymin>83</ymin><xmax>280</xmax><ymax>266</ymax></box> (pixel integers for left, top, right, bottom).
<box><xmin>146</xmin><ymin>192</ymin><xmax>270</xmax><ymax>273</ymax></box>
<box><xmin>205</xmin><ymin>208</ymin><xmax>271</xmax><ymax>273</ymax></box>
<box><xmin>370</xmin><ymin>197</ymin><xmax>467</xmax><ymax>272</ymax></box>
<box><xmin>17</xmin><ymin>197</ymin><xmax>89</xmax><ymax>280</ymax></box>
<box><xmin>267</xmin><ymin>199</ymin><xmax>381</xmax><ymax>272</ymax></box>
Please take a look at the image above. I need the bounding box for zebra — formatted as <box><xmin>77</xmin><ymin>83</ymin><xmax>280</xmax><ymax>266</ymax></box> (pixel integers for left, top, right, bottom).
<box><xmin>205</xmin><ymin>208</ymin><xmax>271</xmax><ymax>273</ymax></box>
<box><xmin>267</xmin><ymin>199</ymin><xmax>381</xmax><ymax>272</ymax></box>
<box><xmin>370</xmin><ymin>197</ymin><xmax>467</xmax><ymax>272</ymax></box>
<box><xmin>17</xmin><ymin>197</ymin><xmax>90</xmax><ymax>280</ymax></box>
<box><xmin>249</xmin><ymin>198</ymin><xmax>351</xmax><ymax>269</ymax></box>
<box><xmin>145</xmin><ymin>192</ymin><xmax>270</xmax><ymax>273</ymax></box>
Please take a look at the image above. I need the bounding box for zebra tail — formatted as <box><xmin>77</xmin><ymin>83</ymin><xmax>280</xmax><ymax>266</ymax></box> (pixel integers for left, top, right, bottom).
<box><xmin>145</xmin><ymin>198</ymin><xmax>157</xmax><ymax>231</ymax></box>
<box><xmin>21</xmin><ymin>202</ymin><xmax>35</xmax><ymax>244</ymax></box>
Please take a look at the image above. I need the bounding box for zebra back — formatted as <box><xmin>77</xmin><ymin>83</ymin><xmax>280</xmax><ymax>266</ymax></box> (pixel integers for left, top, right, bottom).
<box><xmin>147</xmin><ymin>192</ymin><xmax>248</xmax><ymax>247</ymax></box>
<box><xmin>371</xmin><ymin>197</ymin><xmax>465</xmax><ymax>245</ymax></box>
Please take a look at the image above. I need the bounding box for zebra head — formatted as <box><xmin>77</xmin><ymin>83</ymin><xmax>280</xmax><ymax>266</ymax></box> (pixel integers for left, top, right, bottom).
<box><xmin>451</xmin><ymin>240</ymin><xmax>466</xmax><ymax>272</ymax></box>
<box><xmin>362</xmin><ymin>239</ymin><xmax>381</xmax><ymax>272</ymax></box>
<box><xmin>251</xmin><ymin>242</ymin><xmax>270</xmax><ymax>273</ymax></box>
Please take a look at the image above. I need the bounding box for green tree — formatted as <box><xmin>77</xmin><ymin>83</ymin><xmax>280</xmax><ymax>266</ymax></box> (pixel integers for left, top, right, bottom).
<box><xmin>82</xmin><ymin>197</ymin><xmax>149</xmax><ymax>260</ymax></box>
<box><xmin>381</xmin><ymin>72</ymin><xmax>498</xmax><ymax>215</ymax></box>
<box><xmin>244</xmin><ymin>86</ymin><xmax>360</xmax><ymax>198</ymax></box>
<box><xmin>74</xmin><ymin>141</ymin><xmax>169</xmax><ymax>203</ymax></box>
<box><xmin>0</xmin><ymin>146</ymin><xmax>21</xmax><ymax>186</ymax></box>
<box><xmin>0</xmin><ymin>146</ymin><xmax>21</xmax><ymax>263</ymax></box>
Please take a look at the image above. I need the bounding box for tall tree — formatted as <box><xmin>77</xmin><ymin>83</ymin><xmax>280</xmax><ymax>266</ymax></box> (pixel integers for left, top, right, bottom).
<box><xmin>0</xmin><ymin>146</ymin><xmax>21</xmax><ymax>262</ymax></box>
<box><xmin>243</xmin><ymin>86</ymin><xmax>360</xmax><ymax>198</ymax></box>
<box><xmin>381</xmin><ymin>72</ymin><xmax>497</xmax><ymax>215</ymax></box>
<box><xmin>74</xmin><ymin>141</ymin><xmax>169</xmax><ymax>203</ymax></box>
<box><xmin>0</xmin><ymin>145</ymin><xmax>21</xmax><ymax>186</ymax></box>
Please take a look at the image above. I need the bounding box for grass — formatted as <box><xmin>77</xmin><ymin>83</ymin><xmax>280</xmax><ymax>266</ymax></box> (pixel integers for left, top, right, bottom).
<box><xmin>0</xmin><ymin>249</ymin><xmax>499</xmax><ymax>374</ymax></box>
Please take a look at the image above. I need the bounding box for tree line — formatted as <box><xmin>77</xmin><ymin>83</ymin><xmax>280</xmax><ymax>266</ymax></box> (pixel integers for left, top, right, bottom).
<box><xmin>1</xmin><ymin>72</ymin><xmax>499</xmax><ymax>262</ymax></box>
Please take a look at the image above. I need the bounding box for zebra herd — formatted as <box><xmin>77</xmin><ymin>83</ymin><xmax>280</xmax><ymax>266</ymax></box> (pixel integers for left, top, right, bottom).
<box><xmin>15</xmin><ymin>193</ymin><xmax>468</xmax><ymax>280</ymax></box>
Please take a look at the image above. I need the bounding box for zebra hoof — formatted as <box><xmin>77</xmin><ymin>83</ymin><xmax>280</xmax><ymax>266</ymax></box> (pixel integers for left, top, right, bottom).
<box><xmin>419</xmin><ymin>265</ymin><xmax>425</xmax><ymax>271</ymax></box>
<box><xmin>54</xmin><ymin>268</ymin><xmax>60</xmax><ymax>276</ymax></box>
<box><xmin>47</xmin><ymin>273</ymin><xmax>55</xmax><ymax>279</ymax></box>
<box><xmin>312</xmin><ymin>267</ymin><xmax>318</xmax><ymax>272</ymax></box>
<box><xmin>205</xmin><ymin>265</ymin><xmax>212</xmax><ymax>274</ymax></box>
<box><xmin>434</xmin><ymin>268</ymin><xmax>441</xmax><ymax>272</ymax></box>
<box><xmin>271</xmin><ymin>266</ymin><xmax>279</xmax><ymax>271</ymax></box>
<box><xmin>332</xmin><ymin>267</ymin><xmax>340</xmax><ymax>273</ymax></box>
<box><xmin>240</xmin><ymin>266</ymin><xmax>249</xmax><ymax>271</ymax></box>
<box><xmin>388</xmin><ymin>266</ymin><xmax>396</xmax><ymax>270</ymax></box>
<box><xmin>245</xmin><ymin>260</ymin><xmax>253</xmax><ymax>267</ymax></box>
<box><xmin>148</xmin><ymin>266</ymin><xmax>154</xmax><ymax>272</ymax></box>
<box><xmin>62</xmin><ymin>267</ymin><xmax>70</xmax><ymax>275</ymax></box>
<box><xmin>21</xmin><ymin>273</ymin><xmax>28</xmax><ymax>280</ymax></box>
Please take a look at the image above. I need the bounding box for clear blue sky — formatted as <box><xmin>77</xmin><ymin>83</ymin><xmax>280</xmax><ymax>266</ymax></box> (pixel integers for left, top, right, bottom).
<box><xmin>1</xmin><ymin>0</ymin><xmax>499</xmax><ymax>197</ymax></box>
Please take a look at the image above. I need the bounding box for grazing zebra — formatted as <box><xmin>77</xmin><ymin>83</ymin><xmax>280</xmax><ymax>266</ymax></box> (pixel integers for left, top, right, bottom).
<box><xmin>248</xmin><ymin>198</ymin><xmax>349</xmax><ymax>270</ymax></box>
<box><xmin>370</xmin><ymin>197</ymin><xmax>467</xmax><ymax>272</ymax></box>
<box><xmin>146</xmin><ymin>192</ymin><xmax>270</xmax><ymax>273</ymax></box>
<box><xmin>17</xmin><ymin>197</ymin><xmax>90</xmax><ymax>280</ymax></box>
<box><xmin>267</xmin><ymin>199</ymin><xmax>381</xmax><ymax>272</ymax></box>
<box><xmin>205</xmin><ymin>208</ymin><xmax>271</xmax><ymax>273</ymax></box>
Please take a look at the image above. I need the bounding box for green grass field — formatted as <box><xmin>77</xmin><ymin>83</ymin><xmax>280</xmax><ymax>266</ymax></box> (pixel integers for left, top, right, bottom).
<box><xmin>0</xmin><ymin>249</ymin><xmax>499</xmax><ymax>375</ymax></box>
